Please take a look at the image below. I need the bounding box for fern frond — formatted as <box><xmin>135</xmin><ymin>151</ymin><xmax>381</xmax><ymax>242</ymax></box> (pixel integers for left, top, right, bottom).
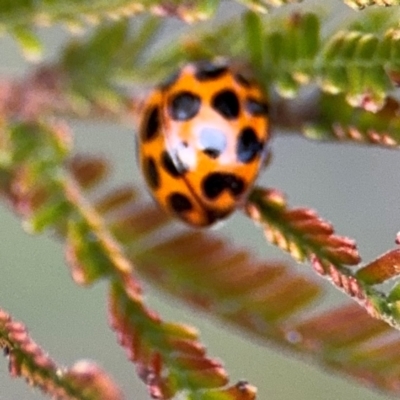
<box><xmin>224</xmin><ymin>0</ymin><xmax>400</xmax><ymax>12</ymax></box>
<box><xmin>357</xmin><ymin>248</ymin><xmax>400</xmax><ymax>286</ymax></box>
<box><xmin>304</xmin><ymin>94</ymin><xmax>400</xmax><ymax>146</ymax></box>
<box><xmin>61</xmin><ymin>17</ymin><xmax>163</xmax><ymax>111</ymax></box>
<box><xmin>5</xmin><ymin>117</ymin><xmax>400</xmax><ymax>396</ymax></box>
<box><xmin>355</xmin><ymin>246</ymin><xmax>400</xmax><ymax>314</ymax></box>
<box><xmin>0</xmin><ymin>120</ymin><xmax>253</xmax><ymax>399</ymax></box>
<box><xmin>344</xmin><ymin>0</ymin><xmax>400</xmax><ymax>9</ymax></box>
<box><xmin>6</xmin><ymin>3</ymin><xmax>400</xmax><ymax>115</ymax></box>
<box><xmin>0</xmin><ymin>309</ymin><xmax>123</xmax><ymax>400</ymax></box>
<box><xmin>3</xmin><ymin>0</ymin><xmax>220</xmax><ymax>58</ymax></box>
<box><xmin>236</xmin><ymin>0</ymin><xmax>302</xmax><ymax>12</ymax></box>
<box><xmin>67</xmin><ymin>154</ymin><xmax>400</xmax><ymax>396</ymax></box>
<box><xmin>247</xmin><ymin>188</ymin><xmax>360</xmax><ymax>267</ymax></box>
<box><xmin>4</xmin><ymin>5</ymin><xmax>400</xmax><ymax>398</ymax></box>
<box><xmin>55</xmin><ymin>10</ymin><xmax>400</xmax><ymax>150</ymax></box>
<box><xmin>249</xmin><ymin>11</ymin><xmax>400</xmax><ymax>110</ymax></box>
<box><xmin>0</xmin><ymin>0</ymin><xmax>219</xmax><ymax>31</ymax></box>
<box><xmin>319</xmin><ymin>28</ymin><xmax>393</xmax><ymax>111</ymax></box>
<box><xmin>246</xmin><ymin>187</ymin><xmax>400</xmax><ymax>332</ymax></box>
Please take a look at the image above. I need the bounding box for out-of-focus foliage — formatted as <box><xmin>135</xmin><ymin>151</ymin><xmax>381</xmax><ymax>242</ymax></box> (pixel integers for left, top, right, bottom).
<box><xmin>58</xmin><ymin>11</ymin><xmax>400</xmax><ymax>148</ymax></box>
<box><xmin>2</xmin><ymin>117</ymin><xmax>400</xmax><ymax>397</ymax></box>
<box><xmin>3</xmin><ymin>1</ymin><xmax>400</xmax><ymax>399</ymax></box>
<box><xmin>0</xmin><ymin>121</ymin><xmax>257</xmax><ymax>399</ymax></box>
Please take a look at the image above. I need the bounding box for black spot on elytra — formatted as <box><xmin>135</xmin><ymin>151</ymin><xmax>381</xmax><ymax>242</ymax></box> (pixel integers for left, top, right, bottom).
<box><xmin>211</xmin><ymin>90</ymin><xmax>240</xmax><ymax>119</ymax></box>
<box><xmin>199</xmin><ymin>128</ymin><xmax>227</xmax><ymax>159</ymax></box>
<box><xmin>161</xmin><ymin>151</ymin><xmax>187</xmax><ymax>177</ymax></box>
<box><xmin>234</xmin><ymin>73</ymin><xmax>251</xmax><ymax>88</ymax></box>
<box><xmin>201</xmin><ymin>173</ymin><xmax>245</xmax><ymax>200</ymax></box>
<box><xmin>141</xmin><ymin>106</ymin><xmax>160</xmax><ymax>142</ymax></box>
<box><xmin>237</xmin><ymin>127</ymin><xmax>264</xmax><ymax>163</ymax></box>
<box><xmin>194</xmin><ymin>61</ymin><xmax>228</xmax><ymax>81</ymax></box>
<box><xmin>168</xmin><ymin>91</ymin><xmax>201</xmax><ymax>121</ymax></box>
<box><xmin>203</xmin><ymin>148</ymin><xmax>220</xmax><ymax>159</ymax></box>
<box><xmin>245</xmin><ymin>97</ymin><xmax>269</xmax><ymax>116</ymax></box>
<box><xmin>143</xmin><ymin>157</ymin><xmax>160</xmax><ymax>190</ymax></box>
<box><xmin>168</xmin><ymin>192</ymin><xmax>193</xmax><ymax>213</ymax></box>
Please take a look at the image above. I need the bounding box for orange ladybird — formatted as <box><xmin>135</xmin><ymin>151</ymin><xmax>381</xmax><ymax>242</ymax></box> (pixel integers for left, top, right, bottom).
<box><xmin>138</xmin><ymin>60</ymin><xmax>270</xmax><ymax>227</ymax></box>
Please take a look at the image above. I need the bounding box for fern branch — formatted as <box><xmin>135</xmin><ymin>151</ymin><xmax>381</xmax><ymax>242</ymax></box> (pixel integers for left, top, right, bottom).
<box><xmin>4</xmin><ymin>116</ymin><xmax>400</xmax><ymax>395</ymax></box>
<box><xmin>238</xmin><ymin>0</ymin><xmax>400</xmax><ymax>11</ymax></box>
<box><xmin>246</xmin><ymin>187</ymin><xmax>400</xmax><ymax>332</ymax></box>
<box><xmin>5</xmin><ymin>2</ymin><xmax>400</xmax><ymax>119</ymax></box>
<box><xmin>247</xmin><ymin>188</ymin><xmax>360</xmax><ymax>267</ymax></box>
<box><xmin>66</xmin><ymin>154</ymin><xmax>400</xmax><ymax>396</ymax></box>
<box><xmin>54</xmin><ymin>11</ymin><xmax>400</xmax><ymax>149</ymax></box>
<box><xmin>6</xmin><ymin>57</ymin><xmax>400</xmax><ymax>159</ymax></box>
<box><xmin>6</xmin><ymin>11</ymin><xmax>400</xmax><ymax>150</ymax></box>
<box><xmin>0</xmin><ymin>0</ymin><xmax>220</xmax><ymax>31</ymax></box>
<box><xmin>0</xmin><ymin>120</ymin><xmax>253</xmax><ymax>399</ymax></box>
<box><xmin>303</xmin><ymin>94</ymin><xmax>400</xmax><ymax>147</ymax></box>
<box><xmin>8</xmin><ymin>0</ymin><xmax>391</xmax><ymax>35</ymax></box>
<box><xmin>344</xmin><ymin>0</ymin><xmax>400</xmax><ymax>9</ymax></box>
<box><xmin>0</xmin><ymin>308</ymin><xmax>123</xmax><ymax>400</ymax></box>
<box><xmin>3</xmin><ymin>5</ymin><xmax>400</xmax><ymax>398</ymax></box>
<box><xmin>236</xmin><ymin>0</ymin><xmax>302</xmax><ymax>11</ymax></box>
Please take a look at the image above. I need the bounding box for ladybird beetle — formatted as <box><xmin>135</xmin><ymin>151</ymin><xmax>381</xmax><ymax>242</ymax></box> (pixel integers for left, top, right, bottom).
<box><xmin>138</xmin><ymin>60</ymin><xmax>270</xmax><ymax>227</ymax></box>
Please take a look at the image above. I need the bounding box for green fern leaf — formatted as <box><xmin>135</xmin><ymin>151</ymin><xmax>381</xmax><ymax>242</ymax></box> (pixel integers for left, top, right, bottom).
<box><xmin>62</xmin><ymin>17</ymin><xmax>162</xmax><ymax>108</ymax></box>
<box><xmin>0</xmin><ymin>0</ymin><xmax>219</xmax><ymax>31</ymax></box>
<box><xmin>11</xmin><ymin>26</ymin><xmax>42</xmax><ymax>61</ymax></box>
<box><xmin>138</xmin><ymin>11</ymin><xmax>400</xmax><ymax>109</ymax></box>
<box><xmin>304</xmin><ymin>94</ymin><xmax>400</xmax><ymax>146</ymax></box>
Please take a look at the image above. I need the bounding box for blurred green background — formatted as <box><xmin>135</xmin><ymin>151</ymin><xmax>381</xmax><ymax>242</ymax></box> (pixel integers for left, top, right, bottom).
<box><xmin>0</xmin><ymin>1</ymin><xmax>398</xmax><ymax>399</ymax></box>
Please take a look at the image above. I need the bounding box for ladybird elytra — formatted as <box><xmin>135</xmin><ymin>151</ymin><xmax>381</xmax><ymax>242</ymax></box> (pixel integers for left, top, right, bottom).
<box><xmin>138</xmin><ymin>60</ymin><xmax>270</xmax><ymax>227</ymax></box>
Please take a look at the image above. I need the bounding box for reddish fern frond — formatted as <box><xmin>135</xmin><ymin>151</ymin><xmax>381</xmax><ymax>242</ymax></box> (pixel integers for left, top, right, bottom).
<box><xmin>127</xmin><ymin>234</ymin><xmax>400</xmax><ymax>391</ymax></box>
<box><xmin>355</xmin><ymin>247</ymin><xmax>400</xmax><ymax>314</ymax></box>
<box><xmin>109</xmin><ymin>280</ymin><xmax>228</xmax><ymax>399</ymax></box>
<box><xmin>71</xmin><ymin>155</ymin><xmax>400</xmax><ymax>396</ymax></box>
<box><xmin>134</xmin><ymin>230</ymin><xmax>322</xmax><ymax>323</ymax></box>
<box><xmin>246</xmin><ymin>187</ymin><xmax>360</xmax><ymax>267</ymax></box>
<box><xmin>67</xmin><ymin>155</ymin><xmax>110</xmax><ymax>190</ymax></box>
<box><xmin>290</xmin><ymin>304</ymin><xmax>400</xmax><ymax>393</ymax></box>
<box><xmin>0</xmin><ymin>309</ymin><xmax>123</xmax><ymax>400</ymax></box>
<box><xmin>64</xmin><ymin>180</ymin><xmax>241</xmax><ymax>399</ymax></box>
<box><xmin>0</xmin><ymin>121</ymin><xmax>254</xmax><ymax>399</ymax></box>
<box><xmin>245</xmin><ymin>187</ymin><xmax>400</xmax><ymax>330</ymax></box>
<box><xmin>294</xmin><ymin>303</ymin><xmax>391</xmax><ymax>348</ymax></box>
<box><xmin>5</xmin><ymin>120</ymin><xmax>400</xmax><ymax>396</ymax></box>
<box><xmin>356</xmin><ymin>248</ymin><xmax>400</xmax><ymax>285</ymax></box>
